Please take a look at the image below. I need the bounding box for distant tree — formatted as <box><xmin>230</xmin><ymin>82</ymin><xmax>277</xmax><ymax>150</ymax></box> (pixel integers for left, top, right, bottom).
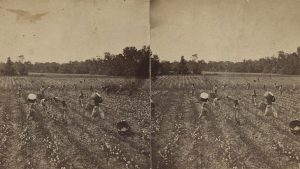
<box><xmin>160</xmin><ymin>61</ymin><xmax>172</xmax><ymax>75</ymax></box>
<box><xmin>15</xmin><ymin>63</ymin><xmax>28</xmax><ymax>75</ymax></box>
<box><xmin>297</xmin><ymin>47</ymin><xmax>300</xmax><ymax>56</ymax></box>
<box><xmin>123</xmin><ymin>47</ymin><xmax>138</xmax><ymax>76</ymax></box>
<box><xmin>278</xmin><ymin>53</ymin><xmax>299</xmax><ymax>74</ymax></box>
<box><xmin>135</xmin><ymin>45</ymin><xmax>151</xmax><ymax>78</ymax></box>
<box><xmin>186</xmin><ymin>54</ymin><xmax>202</xmax><ymax>74</ymax></box>
<box><xmin>15</xmin><ymin>55</ymin><xmax>28</xmax><ymax>75</ymax></box>
<box><xmin>151</xmin><ymin>54</ymin><xmax>160</xmax><ymax>78</ymax></box>
<box><xmin>171</xmin><ymin>61</ymin><xmax>180</xmax><ymax>74</ymax></box>
<box><xmin>187</xmin><ymin>60</ymin><xmax>202</xmax><ymax>74</ymax></box>
<box><xmin>3</xmin><ymin>57</ymin><xmax>16</xmax><ymax>76</ymax></box>
<box><xmin>178</xmin><ymin>56</ymin><xmax>189</xmax><ymax>74</ymax></box>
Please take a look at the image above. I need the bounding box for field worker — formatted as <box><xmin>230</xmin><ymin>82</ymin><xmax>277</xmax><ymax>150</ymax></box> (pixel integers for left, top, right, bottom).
<box><xmin>279</xmin><ymin>85</ymin><xmax>283</xmax><ymax>95</ymax></box>
<box><xmin>251</xmin><ymin>90</ymin><xmax>257</xmax><ymax>105</ymax></box>
<box><xmin>263</xmin><ymin>91</ymin><xmax>277</xmax><ymax>118</ymax></box>
<box><xmin>191</xmin><ymin>84</ymin><xmax>196</xmax><ymax>96</ymax></box>
<box><xmin>78</xmin><ymin>90</ymin><xmax>84</xmax><ymax>107</ymax></box>
<box><xmin>61</xmin><ymin>85</ymin><xmax>66</xmax><ymax>94</ymax></box>
<box><xmin>247</xmin><ymin>82</ymin><xmax>251</xmax><ymax>90</ymax></box>
<box><xmin>17</xmin><ymin>84</ymin><xmax>22</xmax><ymax>98</ymax></box>
<box><xmin>151</xmin><ymin>98</ymin><xmax>155</xmax><ymax>117</ymax></box>
<box><xmin>73</xmin><ymin>84</ymin><xmax>77</xmax><ymax>90</ymax></box>
<box><xmin>150</xmin><ymin>98</ymin><xmax>154</xmax><ymax>108</ymax></box>
<box><xmin>226</xmin><ymin>96</ymin><xmax>241</xmax><ymax>125</ymax></box>
<box><xmin>213</xmin><ymin>97</ymin><xmax>221</xmax><ymax>108</ymax></box>
<box><xmin>90</xmin><ymin>86</ymin><xmax>94</xmax><ymax>92</ymax></box>
<box><xmin>213</xmin><ymin>85</ymin><xmax>218</xmax><ymax>94</ymax></box>
<box><xmin>61</xmin><ymin>100</ymin><xmax>67</xmax><ymax>121</ymax></box>
<box><xmin>293</xmin><ymin>83</ymin><xmax>296</xmax><ymax>91</ymax></box>
<box><xmin>40</xmin><ymin>98</ymin><xmax>47</xmax><ymax>109</ymax></box>
<box><xmin>91</xmin><ymin>92</ymin><xmax>105</xmax><ymax>120</ymax></box>
<box><xmin>101</xmin><ymin>85</ymin><xmax>108</xmax><ymax>95</ymax></box>
<box><xmin>117</xmin><ymin>84</ymin><xmax>123</xmax><ymax>94</ymax></box>
<box><xmin>27</xmin><ymin>93</ymin><xmax>37</xmax><ymax>120</ymax></box>
<box><xmin>199</xmin><ymin>92</ymin><xmax>210</xmax><ymax>119</ymax></box>
<box><xmin>53</xmin><ymin>96</ymin><xmax>61</xmax><ymax>103</ymax></box>
<box><xmin>129</xmin><ymin>81</ymin><xmax>136</xmax><ymax>96</ymax></box>
<box><xmin>257</xmin><ymin>77</ymin><xmax>260</xmax><ymax>82</ymax></box>
<box><xmin>263</xmin><ymin>84</ymin><xmax>266</xmax><ymax>90</ymax></box>
<box><xmin>40</xmin><ymin>85</ymin><xmax>46</xmax><ymax>98</ymax></box>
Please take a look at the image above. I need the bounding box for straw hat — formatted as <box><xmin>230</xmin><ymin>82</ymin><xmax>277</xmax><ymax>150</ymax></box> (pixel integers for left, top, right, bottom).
<box><xmin>91</xmin><ymin>92</ymin><xmax>101</xmax><ymax>99</ymax></box>
<box><xmin>200</xmin><ymin>92</ymin><xmax>209</xmax><ymax>102</ymax></box>
<box><xmin>264</xmin><ymin>91</ymin><xmax>273</xmax><ymax>98</ymax></box>
<box><xmin>200</xmin><ymin>92</ymin><xmax>209</xmax><ymax>99</ymax></box>
<box><xmin>91</xmin><ymin>92</ymin><xmax>103</xmax><ymax>103</ymax></box>
<box><xmin>27</xmin><ymin>93</ymin><xmax>37</xmax><ymax>102</ymax></box>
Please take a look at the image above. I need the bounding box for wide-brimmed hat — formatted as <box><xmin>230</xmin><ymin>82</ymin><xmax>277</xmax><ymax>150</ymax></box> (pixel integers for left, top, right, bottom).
<box><xmin>200</xmin><ymin>92</ymin><xmax>209</xmax><ymax>102</ymax></box>
<box><xmin>200</xmin><ymin>92</ymin><xmax>209</xmax><ymax>99</ymax></box>
<box><xmin>27</xmin><ymin>93</ymin><xmax>37</xmax><ymax>102</ymax></box>
<box><xmin>116</xmin><ymin>120</ymin><xmax>130</xmax><ymax>135</ymax></box>
<box><xmin>264</xmin><ymin>91</ymin><xmax>273</xmax><ymax>98</ymax></box>
<box><xmin>289</xmin><ymin>120</ymin><xmax>300</xmax><ymax>135</ymax></box>
<box><xmin>91</xmin><ymin>92</ymin><xmax>101</xmax><ymax>99</ymax></box>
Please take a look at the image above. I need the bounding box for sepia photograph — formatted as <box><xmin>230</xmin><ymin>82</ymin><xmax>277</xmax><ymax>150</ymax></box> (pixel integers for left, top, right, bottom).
<box><xmin>150</xmin><ymin>0</ymin><xmax>300</xmax><ymax>169</ymax></box>
<box><xmin>1</xmin><ymin>0</ymin><xmax>300</xmax><ymax>169</ymax></box>
<box><xmin>0</xmin><ymin>0</ymin><xmax>150</xmax><ymax>169</ymax></box>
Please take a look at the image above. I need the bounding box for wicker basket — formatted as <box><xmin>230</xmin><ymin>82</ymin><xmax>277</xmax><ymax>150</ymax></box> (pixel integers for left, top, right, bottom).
<box><xmin>116</xmin><ymin>120</ymin><xmax>130</xmax><ymax>135</ymax></box>
<box><xmin>289</xmin><ymin>120</ymin><xmax>300</xmax><ymax>135</ymax></box>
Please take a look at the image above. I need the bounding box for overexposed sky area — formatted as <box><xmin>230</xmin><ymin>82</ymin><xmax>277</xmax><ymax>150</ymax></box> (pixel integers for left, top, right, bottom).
<box><xmin>2</xmin><ymin>0</ymin><xmax>300</xmax><ymax>63</ymax></box>
<box><xmin>0</xmin><ymin>0</ymin><xmax>149</xmax><ymax>63</ymax></box>
<box><xmin>151</xmin><ymin>0</ymin><xmax>300</xmax><ymax>62</ymax></box>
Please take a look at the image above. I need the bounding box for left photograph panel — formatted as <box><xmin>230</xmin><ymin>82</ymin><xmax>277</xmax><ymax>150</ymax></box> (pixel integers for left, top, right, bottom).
<box><xmin>0</xmin><ymin>0</ymin><xmax>151</xmax><ymax>169</ymax></box>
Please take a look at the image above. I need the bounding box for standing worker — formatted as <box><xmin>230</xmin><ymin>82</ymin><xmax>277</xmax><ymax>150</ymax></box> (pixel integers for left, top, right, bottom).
<box><xmin>213</xmin><ymin>97</ymin><xmax>221</xmax><ymax>108</ymax></box>
<box><xmin>213</xmin><ymin>85</ymin><xmax>218</xmax><ymax>95</ymax></box>
<box><xmin>293</xmin><ymin>83</ymin><xmax>296</xmax><ymax>91</ymax></box>
<box><xmin>199</xmin><ymin>92</ymin><xmax>210</xmax><ymax>119</ymax></box>
<box><xmin>79</xmin><ymin>90</ymin><xmax>84</xmax><ymax>107</ymax></box>
<box><xmin>90</xmin><ymin>86</ymin><xmax>94</xmax><ymax>92</ymax></box>
<box><xmin>17</xmin><ymin>84</ymin><xmax>22</xmax><ymax>98</ymax></box>
<box><xmin>191</xmin><ymin>84</ymin><xmax>196</xmax><ymax>96</ymax></box>
<box><xmin>91</xmin><ymin>92</ymin><xmax>105</xmax><ymax>120</ymax></box>
<box><xmin>61</xmin><ymin>100</ymin><xmax>68</xmax><ymax>122</ymax></box>
<box><xmin>247</xmin><ymin>82</ymin><xmax>251</xmax><ymax>90</ymax></box>
<box><xmin>27</xmin><ymin>94</ymin><xmax>37</xmax><ymax>120</ymax></box>
<box><xmin>263</xmin><ymin>91</ymin><xmax>277</xmax><ymax>118</ymax></box>
<box><xmin>226</xmin><ymin>96</ymin><xmax>241</xmax><ymax>125</ymax></box>
<box><xmin>279</xmin><ymin>85</ymin><xmax>283</xmax><ymax>95</ymax></box>
<box><xmin>40</xmin><ymin>85</ymin><xmax>46</xmax><ymax>98</ymax></box>
<box><xmin>251</xmin><ymin>89</ymin><xmax>257</xmax><ymax>105</ymax></box>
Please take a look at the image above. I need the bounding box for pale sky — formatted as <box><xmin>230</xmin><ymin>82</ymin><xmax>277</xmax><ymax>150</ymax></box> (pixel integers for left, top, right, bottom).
<box><xmin>0</xmin><ymin>0</ymin><xmax>149</xmax><ymax>63</ymax></box>
<box><xmin>151</xmin><ymin>0</ymin><xmax>300</xmax><ymax>62</ymax></box>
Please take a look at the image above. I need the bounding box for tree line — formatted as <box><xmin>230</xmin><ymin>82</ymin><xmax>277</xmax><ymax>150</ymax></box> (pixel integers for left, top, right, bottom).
<box><xmin>0</xmin><ymin>46</ymin><xmax>151</xmax><ymax>78</ymax></box>
<box><xmin>153</xmin><ymin>47</ymin><xmax>300</xmax><ymax>75</ymax></box>
<box><xmin>2</xmin><ymin>46</ymin><xmax>300</xmax><ymax>77</ymax></box>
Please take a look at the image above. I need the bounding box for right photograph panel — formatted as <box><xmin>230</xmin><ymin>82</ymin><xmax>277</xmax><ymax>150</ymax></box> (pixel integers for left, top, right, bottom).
<box><xmin>150</xmin><ymin>0</ymin><xmax>300</xmax><ymax>169</ymax></box>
